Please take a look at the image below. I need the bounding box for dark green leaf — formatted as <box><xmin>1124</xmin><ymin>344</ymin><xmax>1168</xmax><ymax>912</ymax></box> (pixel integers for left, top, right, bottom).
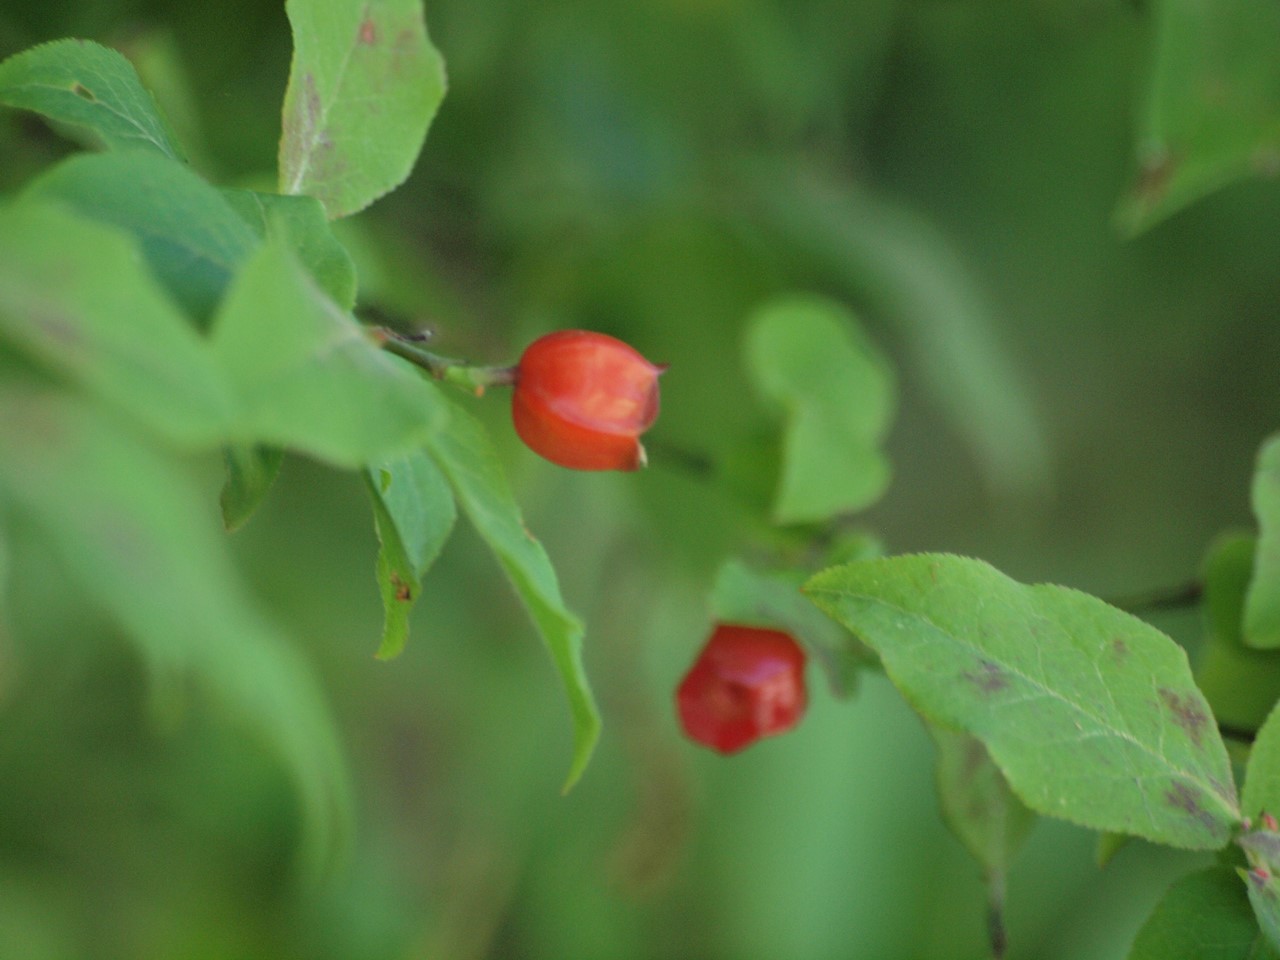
<box><xmin>425</xmin><ymin>400</ymin><xmax>599</xmax><ymax>791</ymax></box>
<box><xmin>930</xmin><ymin>725</ymin><xmax>1034</xmax><ymax>876</ymax></box>
<box><xmin>1127</xmin><ymin>867</ymin><xmax>1271</xmax><ymax>960</ymax></box>
<box><xmin>1197</xmin><ymin>534</ymin><xmax>1280</xmax><ymax>731</ymax></box>
<box><xmin>1248</xmin><ymin>437</ymin><xmax>1280</xmax><ymax>649</ymax></box>
<box><xmin>221</xmin><ymin>189</ymin><xmax>358</xmax><ymax>310</ymax></box>
<box><xmin>0</xmin><ymin>200</ymin><xmax>234</xmax><ymax>446</ymax></box>
<box><xmin>0</xmin><ymin>39</ymin><xmax>185</xmax><ymax>160</ymax></box>
<box><xmin>710</xmin><ymin>558</ymin><xmax>874</xmax><ymax>697</ymax></box>
<box><xmin>279</xmin><ymin>0</ymin><xmax>447</xmax><ymax>219</ymax></box>
<box><xmin>806</xmin><ymin>554</ymin><xmax>1240</xmax><ymax>849</ymax></box>
<box><xmin>1117</xmin><ymin>0</ymin><xmax>1280</xmax><ymax>233</ymax></box>
<box><xmin>0</xmin><ymin>386</ymin><xmax>351</xmax><ymax>877</ymax></box>
<box><xmin>209</xmin><ymin>242</ymin><xmax>444</xmax><ymax>466</ymax></box>
<box><xmin>744</xmin><ymin>295</ymin><xmax>894</xmax><ymax>525</ymax></box>
<box><xmin>364</xmin><ymin>449</ymin><xmax>456</xmax><ymax>660</ymax></box>
<box><xmin>220</xmin><ymin>445</ymin><xmax>285</xmax><ymax>532</ymax></box>
<box><xmin>24</xmin><ymin>151</ymin><xmax>259</xmax><ymax>324</ymax></box>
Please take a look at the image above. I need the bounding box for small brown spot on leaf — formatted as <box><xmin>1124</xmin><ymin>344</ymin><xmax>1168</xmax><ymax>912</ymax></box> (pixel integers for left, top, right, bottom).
<box><xmin>390</xmin><ymin>574</ymin><xmax>412</xmax><ymax>602</ymax></box>
<box><xmin>962</xmin><ymin>737</ymin><xmax>988</xmax><ymax>778</ymax></box>
<box><xmin>963</xmin><ymin>661</ymin><xmax>1009</xmax><ymax>696</ymax></box>
<box><xmin>32</xmin><ymin>310</ymin><xmax>83</xmax><ymax>350</ymax></box>
<box><xmin>359</xmin><ymin>17</ymin><xmax>377</xmax><ymax>44</ymax></box>
<box><xmin>70</xmin><ymin>82</ymin><xmax>96</xmax><ymax>101</ymax></box>
<box><xmin>1111</xmin><ymin>638</ymin><xmax>1128</xmax><ymax>663</ymax></box>
<box><xmin>1164</xmin><ymin>781</ymin><xmax>1218</xmax><ymax>833</ymax></box>
<box><xmin>1159</xmin><ymin>688</ymin><xmax>1209</xmax><ymax>748</ymax></box>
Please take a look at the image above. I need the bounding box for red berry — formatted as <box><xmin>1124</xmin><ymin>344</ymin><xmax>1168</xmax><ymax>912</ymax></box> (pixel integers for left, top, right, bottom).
<box><xmin>676</xmin><ymin>624</ymin><xmax>808</xmax><ymax>754</ymax></box>
<box><xmin>512</xmin><ymin>330</ymin><xmax>664</xmax><ymax>471</ymax></box>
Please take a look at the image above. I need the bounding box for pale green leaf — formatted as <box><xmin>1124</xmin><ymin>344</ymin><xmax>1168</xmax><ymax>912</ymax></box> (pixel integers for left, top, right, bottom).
<box><xmin>1127</xmin><ymin>867</ymin><xmax>1273</xmax><ymax>960</ymax></box>
<box><xmin>24</xmin><ymin>150</ymin><xmax>259</xmax><ymax>324</ymax></box>
<box><xmin>220</xmin><ymin>445</ymin><xmax>285</xmax><ymax>532</ymax></box>
<box><xmin>1247</xmin><ymin>437</ymin><xmax>1280</xmax><ymax>649</ymax></box>
<box><xmin>0</xmin><ymin>200</ymin><xmax>234</xmax><ymax>446</ymax></box>
<box><xmin>710</xmin><ymin>558</ymin><xmax>874</xmax><ymax>698</ymax></box>
<box><xmin>1117</xmin><ymin>0</ymin><xmax>1280</xmax><ymax>233</ymax></box>
<box><xmin>425</xmin><ymin>400</ymin><xmax>599</xmax><ymax>791</ymax></box>
<box><xmin>1243</xmin><ymin>703</ymin><xmax>1280</xmax><ymax>823</ymax></box>
<box><xmin>806</xmin><ymin>554</ymin><xmax>1240</xmax><ymax>849</ymax></box>
<box><xmin>1245</xmin><ymin>867</ymin><xmax>1280</xmax><ymax>958</ymax></box>
<box><xmin>757</xmin><ymin>170</ymin><xmax>1051</xmax><ymax>500</ymax></box>
<box><xmin>930</xmin><ymin>725</ymin><xmax>1035</xmax><ymax>876</ymax></box>
<box><xmin>744</xmin><ymin>295</ymin><xmax>893</xmax><ymax>525</ymax></box>
<box><xmin>0</xmin><ymin>387</ymin><xmax>351</xmax><ymax>876</ymax></box>
<box><xmin>209</xmin><ymin>242</ymin><xmax>444</xmax><ymax>466</ymax></box>
<box><xmin>0</xmin><ymin>38</ymin><xmax>184</xmax><ymax>160</ymax></box>
<box><xmin>1197</xmin><ymin>533</ymin><xmax>1280</xmax><ymax>731</ymax></box>
<box><xmin>1240</xmin><ymin>828</ymin><xmax>1280</xmax><ymax>956</ymax></box>
<box><xmin>364</xmin><ymin>449</ymin><xmax>456</xmax><ymax>660</ymax></box>
<box><xmin>279</xmin><ymin>0</ymin><xmax>447</xmax><ymax>218</ymax></box>
<box><xmin>221</xmin><ymin>189</ymin><xmax>358</xmax><ymax>310</ymax></box>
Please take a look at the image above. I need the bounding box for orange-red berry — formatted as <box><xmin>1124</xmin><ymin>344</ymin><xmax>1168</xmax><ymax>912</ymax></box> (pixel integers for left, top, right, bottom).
<box><xmin>676</xmin><ymin>624</ymin><xmax>808</xmax><ymax>754</ymax></box>
<box><xmin>511</xmin><ymin>330</ymin><xmax>663</xmax><ymax>471</ymax></box>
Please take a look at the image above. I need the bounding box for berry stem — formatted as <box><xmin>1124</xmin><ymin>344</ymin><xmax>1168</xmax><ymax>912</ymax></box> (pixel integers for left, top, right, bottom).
<box><xmin>370</xmin><ymin>326</ymin><xmax>518</xmax><ymax>395</ymax></box>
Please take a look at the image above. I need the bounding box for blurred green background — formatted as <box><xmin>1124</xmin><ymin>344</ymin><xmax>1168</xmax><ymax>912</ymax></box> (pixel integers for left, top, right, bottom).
<box><xmin>2</xmin><ymin>0</ymin><xmax>1278</xmax><ymax>957</ymax></box>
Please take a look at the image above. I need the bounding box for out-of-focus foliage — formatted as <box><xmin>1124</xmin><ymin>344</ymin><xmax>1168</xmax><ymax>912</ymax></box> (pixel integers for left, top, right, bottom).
<box><xmin>2</xmin><ymin>0</ymin><xmax>1280</xmax><ymax>958</ymax></box>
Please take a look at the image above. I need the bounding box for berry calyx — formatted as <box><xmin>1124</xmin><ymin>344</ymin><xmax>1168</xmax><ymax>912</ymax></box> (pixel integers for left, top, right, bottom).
<box><xmin>511</xmin><ymin>330</ymin><xmax>664</xmax><ymax>471</ymax></box>
<box><xmin>676</xmin><ymin>624</ymin><xmax>808</xmax><ymax>754</ymax></box>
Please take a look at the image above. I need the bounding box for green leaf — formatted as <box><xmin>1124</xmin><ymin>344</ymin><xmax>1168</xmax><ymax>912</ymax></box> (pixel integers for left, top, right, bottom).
<box><xmin>0</xmin><ymin>200</ymin><xmax>234</xmax><ymax>446</ymax></box>
<box><xmin>0</xmin><ymin>387</ymin><xmax>351</xmax><ymax>877</ymax></box>
<box><xmin>930</xmin><ymin>725</ymin><xmax>1035</xmax><ymax>876</ymax></box>
<box><xmin>1246</xmin><ymin>869</ymin><xmax>1280</xmax><ymax>958</ymax></box>
<box><xmin>1127</xmin><ymin>867</ymin><xmax>1274</xmax><ymax>960</ymax></box>
<box><xmin>1248</xmin><ymin>437</ymin><xmax>1280</xmax><ymax>649</ymax></box>
<box><xmin>209</xmin><ymin>241</ymin><xmax>444</xmax><ymax>466</ymax></box>
<box><xmin>24</xmin><ymin>150</ymin><xmax>259</xmax><ymax>325</ymax></box>
<box><xmin>744</xmin><ymin>295</ymin><xmax>894</xmax><ymax>525</ymax></box>
<box><xmin>806</xmin><ymin>554</ymin><xmax>1240</xmax><ymax>850</ymax></box>
<box><xmin>220</xmin><ymin>445</ymin><xmax>285</xmax><ymax>532</ymax></box>
<box><xmin>0</xmin><ymin>39</ymin><xmax>185</xmax><ymax>160</ymax></box>
<box><xmin>279</xmin><ymin>0</ymin><xmax>447</xmax><ymax>219</ymax></box>
<box><xmin>364</xmin><ymin>449</ymin><xmax>456</xmax><ymax>660</ymax></box>
<box><xmin>1240</xmin><ymin>827</ymin><xmax>1280</xmax><ymax>956</ymax></box>
<box><xmin>425</xmin><ymin>400</ymin><xmax>599</xmax><ymax>791</ymax></box>
<box><xmin>1117</xmin><ymin>0</ymin><xmax>1280</xmax><ymax>233</ymax></box>
<box><xmin>710</xmin><ymin>558</ymin><xmax>874</xmax><ymax>698</ymax></box>
<box><xmin>221</xmin><ymin>189</ymin><xmax>358</xmax><ymax>310</ymax></box>
<box><xmin>1243</xmin><ymin>703</ymin><xmax>1280</xmax><ymax>822</ymax></box>
<box><xmin>1197</xmin><ymin>534</ymin><xmax>1280</xmax><ymax>731</ymax></box>
<box><xmin>757</xmin><ymin>171</ymin><xmax>1051</xmax><ymax>501</ymax></box>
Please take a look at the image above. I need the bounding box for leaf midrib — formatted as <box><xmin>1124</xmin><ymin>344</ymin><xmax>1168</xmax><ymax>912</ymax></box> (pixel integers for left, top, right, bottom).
<box><xmin>283</xmin><ymin>2</ymin><xmax>370</xmax><ymax>196</ymax></box>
